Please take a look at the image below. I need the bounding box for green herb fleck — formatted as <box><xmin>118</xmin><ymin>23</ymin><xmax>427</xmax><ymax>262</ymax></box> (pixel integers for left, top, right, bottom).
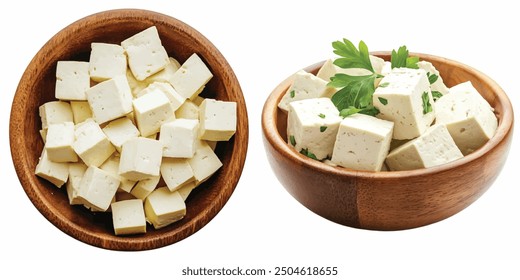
<box><xmin>391</xmin><ymin>46</ymin><xmax>419</xmax><ymax>69</ymax></box>
<box><xmin>320</xmin><ymin>126</ymin><xmax>327</xmax><ymax>132</ymax></box>
<box><xmin>339</xmin><ymin>106</ymin><xmax>379</xmax><ymax>118</ymax></box>
<box><xmin>427</xmin><ymin>72</ymin><xmax>439</xmax><ymax>84</ymax></box>
<box><xmin>378</xmin><ymin>97</ymin><xmax>388</xmax><ymax>105</ymax></box>
<box><xmin>431</xmin><ymin>91</ymin><xmax>443</xmax><ymax>101</ymax></box>
<box><xmin>318</xmin><ymin>113</ymin><xmax>326</xmax><ymax>119</ymax></box>
<box><xmin>422</xmin><ymin>91</ymin><xmax>433</xmax><ymax>114</ymax></box>
<box><xmin>300</xmin><ymin>148</ymin><xmax>318</xmax><ymax>160</ymax></box>
<box><xmin>290</xmin><ymin>90</ymin><xmax>295</xmax><ymax>98</ymax></box>
<box><xmin>379</xmin><ymin>82</ymin><xmax>390</xmax><ymax>88</ymax></box>
<box><xmin>289</xmin><ymin>135</ymin><xmax>296</xmax><ymax>146</ymax></box>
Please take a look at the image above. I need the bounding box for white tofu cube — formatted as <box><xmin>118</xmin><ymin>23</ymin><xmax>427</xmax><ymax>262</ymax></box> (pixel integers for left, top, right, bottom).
<box><xmin>187</xmin><ymin>141</ymin><xmax>222</xmax><ymax>184</ymax></box>
<box><xmin>175</xmin><ymin>99</ymin><xmax>199</xmax><ymax>119</ymax></box>
<box><xmin>160</xmin><ymin>158</ymin><xmax>195</xmax><ymax>192</ymax></box>
<box><xmin>170</xmin><ymin>53</ymin><xmax>213</xmax><ymax>100</ymax></box>
<box><xmin>278</xmin><ymin>70</ymin><xmax>335</xmax><ymax>111</ymax></box>
<box><xmin>35</xmin><ymin>149</ymin><xmax>69</xmax><ymax>188</ymax></box>
<box><xmin>66</xmin><ymin>162</ymin><xmax>87</xmax><ymax>205</ymax></box>
<box><xmin>111</xmin><ymin>199</ymin><xmax>146</xmax><ymax>235</ymax></box>
<box><xmin>386</xmin><ymin>124</ymin><xmax>463</xmax><ymax>171</ymax></box>
<box><xmin>331</xmin><ymin>114</ymin><xmax>394</xmax><ymax>171</ymax></box>
<box><xmin>102</xmin><ymin>117</ymin><xmax>140</xmax><ymax>153</ymax></box>
<box><xmin>144</xmin><ymin>187</ymin><xmax>186</xmax><ymax>229</ymax></box>
<box><xmin>373</xmin><ymin>67</ymin><xmax>435</xmax><ymax>140</ymax></box>
<box><xmin>160</xmin><ymin>119</ymin><xmax>199</xmax><ymax>158</ymax></box>
<box><xmin>143</xmin><ymin>57</ymin><xmax>181</xmax><ymax>85</ymax></box>
<box><xmin>45</xmin><ymin>122</ymin><xmax>78</xmax><ymax>163</ymax></box>
<box><xmin>199</xmin><ymin>99</ymin><xmax>236</xmax><ymax>141</ymax></box>
<box><xmin>126</xmin><ymin>68</ymin><xmax>149</xmax><ymax>97</ymax></box>
<box><xmin>287</xmin><ymin>98</ymin><xmax>342</xmax><ymax>160</ymax></box>
<box><xmin>435</xmin><ymin>81</ymin><xmax>498</xmax><ymax>155</ymax></box>
<box><xmin>132</xmin><ymin>88</ymin><xmax>175</xmax><ymax>137</ymax></box>
<box><xmin>55</xmin><ymin>61</ymin><xmax>90</xmax><ymax>100</ymax></box>
<box><xmin>70</xmin><ymin>101</ymin><xmax>93</xmax><ymax>124</ymax></box>
<box><xmin>130</xmin><ymin>176</ymin><xmax>160</xmax><ymax>200</ymax></box>
<box><xmin>39</xmin><ymin>101</ymin><xmax>73</xmax><ymax>129</ymax></box>
<box><xmin>77</xmin><ymin>166</ymin><xmax>120</xmax><ymax>211</ymax></box>
<box><xmin>417</xmin><ymin>60</ymin><xmax>449</xmax><ymax>97</ymax></box>
<box><xmin>136</xmin><ymin>82</ymin><xmax>185</xmax><ymax>112</ymax></box>
<box><xmin>72</xmin><ymin>119</ymin><xmax>115</xmax><ymax>167</ymax></box>
<box><xmin>99</xmin><ymin>155</ymin><xmax>137</xmax><ymax>193</ymax></box>
<box><xmin>177</xmin><ymin>181</ymin><xmax>196</xmax><ymax>201</ymax></box>
<box><xmin>89</xmin><ymin>43</ymin><xmax>127</xmax><ymax>82</ymax></box>
<box><xmin>121</xmin><ymin>26</ymin><xmax>170</xmax><ymax>81</ymax></box>
<box><xmin>119</xmin><ymin>137</ymin><xmax>163</xmax><ymax>181</ymax></box>
<box><xmin>86</xmin><ymin>75</ymin><xmax>133</xmax><ymax>124</ymax></box>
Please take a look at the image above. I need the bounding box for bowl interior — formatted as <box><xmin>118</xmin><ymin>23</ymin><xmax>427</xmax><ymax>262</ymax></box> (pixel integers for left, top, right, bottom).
<box><xmin>10</xmin><ymin>9</ymin><xmax>248</xmax><ymax>250</ymax></box>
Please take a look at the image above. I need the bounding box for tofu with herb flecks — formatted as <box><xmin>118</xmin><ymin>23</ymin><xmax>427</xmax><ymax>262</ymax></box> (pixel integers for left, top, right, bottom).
<box><xmin>435</xmin><ymin>81</ymin><xmax>497</xmax><ymax>155</ymax></box>
<box><xmin>121</xmin><ymin>26</ymin><xmax>170</xmax><ymax>81</ymax></box>
<box><xmin>331</xmin><ymin>114</ymin><xmax>393</xmax><ymax>171</ymax></box>
<box><xmin>55</xmin><ymin>61</ymin><xmax>90</xmax><ymax>101</ymax></box>
<box><xmin>373</xmin><ymin>67</ymin><xmax>435</xmax><ymax>140</ymax></box>
<box><xmin>385</xmin><ymin>124</ymin><xmax>463</xmax><ymax>171</ymax></box>
<box><xmin>417</xmin><ymin>60</ymin><xmax>449</xmax><ymax>98</ymax></box>
<box><xmin>287</xmin><ymin>98</ymin><xmax>342</xmax><ymax>160</ymax></box>
<box><xmin>278</xmin><ymin>70</ymin><xmax>335</xmax><ymax>112</ymax></box>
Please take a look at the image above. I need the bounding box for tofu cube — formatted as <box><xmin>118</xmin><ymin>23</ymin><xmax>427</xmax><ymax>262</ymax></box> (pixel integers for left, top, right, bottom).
<box><xmin>102</xmin><ymin>117</ymin><xmax>140</xmax><ymax>153</ymax></box>
<box><xmin>144</xmin><ymin>187</ymin><xmax>186</xmax><ymax>229</ymax></box>
<box><xmin>177</xmin><ymin>182</ymin><xmax>196</xmax><ymax>201</ymax></box>
<box><xmin>77</xmin><ymin>166</ymin><xmax>120</xmax><ymax>211</ymax></box>
<box><xmin>121</xmin><ymin>26</ymin><xmax>170</xmax><ymax>81</ymax></box>
<box><xmin>70</xmin><ymin>101</ymin><xmax>93</xmax><ymax>124</ymax></box>
<box><xmin>160</xmin><ymin>119</ymin><xmax>199</xmax><ymax>158</ymax></box>
<box><xmin>119</xmin><ymin>137</ymin><xmax>163</xmax><ymax>181</ymax></box>
<box><xmin>99</xmin><ymin>155</ymin><xmax>137</xmax><ymax>193</ymax></box>
<box><xmin>39</xmin><ymin>101</ymin><xmax>73</xmax><ymax>129</ymax></box>
<box><xmin>88</xmin><ymin>43</ymin><xmax>127</xmax><ymax>82</ymax></box>
<box><xmin>417</xmin><ymin>60</ymin><xmax>449</xmax><ymax>96</ymax></box>
<box><xmin>175</xmin><ymin>99</ymin><xmax>199</xmax><ymax>119</ymax></box>
<box><xmin>130</xmin><ymin>176</ymin><xmax>160</xmax><ymax>200</ymax></box>
<box><xmin>45</xmin><ymin>121</ymin><xmax>78</xmax><ymax>163</ymax></box>
<box><xmin>72</xmin><ymin>119</ymin><xmax>115</xmax><ymax>167</ymax></box>
<box><xmin>435</xmin><ymin>81</ymin><xmax>498</xmax><ymax>155</ymax></box>
<box><xmin>111</xmin><ymin>199</ymin><xmax>147</xmax><ymax>235</ymax></box>
<box><xmin>385</xmin><ymin>124</ymin><xmax>463</xmax><ymax>171</ymax></box>
<box><xmin>187</xmin><ymin>141</ymin><xmax>222</xmax><ymax>184</ymax></box>
<box><xmin>278</xmin><ymin>70</ymin><xmax>335</xmax><ymax>111</ymax></box>
<box><xmin>86</xmin><ymin>75</ymin><xmax>133</xmax><ymax>124</ymax></box>
<box><xmin>199</xmin><ymin>99</ymin><xmax>237</xmax><ymax>141</ymax></box>
<box><xmin>136</xmin><ymin>81</ymin><xmax>185</xmax><ymax>112</ymax></box>
<box><xmin>35</xmin><ymin>149</ymin><xmax>69</xmax><ymax>188</ymax></box>
<box><xmin>287</xmin><ymin>98</ymin><xmax>342</xmax><ymax>160</ymax></box>
<box><xmin>133</xmin><ymin>88</ymin><xmax>175</xmax><ymax>137</ymax></box>
<box><xmin>142</xmin><ymin>57</ymin><xmax>181</xmax><ymax>85</ymax></box>
<box><xmin>373</xmin><ymin>67</ymin><xmax>435</xmax><ymax>140</ymax></box>
<box><xmin>170</xmin><ymin>53</ymin><xmax>213</xmax><ymax>100</ymax></box>
<box><xmin>331</xmin><ymin>114</ymin><xmax>394</xmax><ymax>171</ymax></box>
<box><xmin>66</xmin><ymin>162</ymin><xmax>87</xmax><ymax>205</ymax></box>
<box><xmin>126</xmin><ymin>68</ymin><xmax>149</xmax><ymax>97</ymax></box>
<box><xmin>160</xmin><ymin>158</ymin><xmax>195</xmax><ymax>192</ymax></box>
<box><xmin>55</xmin><ymin>61</ymin><xmax>90</xmax><ymax>100</ymax></box>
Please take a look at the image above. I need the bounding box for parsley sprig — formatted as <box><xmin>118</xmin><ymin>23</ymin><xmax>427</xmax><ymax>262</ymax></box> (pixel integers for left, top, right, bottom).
<box><xmin>328</xmin><ymin>39</ymin><xmax>382</xmax><ymax>117</ymax></box>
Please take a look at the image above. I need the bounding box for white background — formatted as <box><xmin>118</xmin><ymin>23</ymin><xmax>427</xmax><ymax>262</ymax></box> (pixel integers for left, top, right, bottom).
<box><xmin>2</xmin><ymin>0</ymin><xmax>519</xmax><ymax>278</ymax></box>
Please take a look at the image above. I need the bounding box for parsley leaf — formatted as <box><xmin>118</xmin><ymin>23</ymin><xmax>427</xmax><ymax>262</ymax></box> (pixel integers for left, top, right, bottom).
<box><xmin>432</xmin><ymin>91</ymin><xmax>443</xmax><ymax>101</ymax></box>
<box><xmin>379</xmin><ymin>82</ymin><xmax>390</xmax><ymax>88</ymax></box>
<box><xmin>427</xmin><ymin>72</ymin><xmax>439</xmax><ymax>84</ymax></box>
<box><xmin>290</xmin><ymin>90</ymin><xmax>295</xmax><ymax>98</ymax></box>
<box><xmin>339</xmin><ymin>106</ymin><xmax>362</xmax><ymax>118</ymax></box>
<box><xmin>422</xmin><ymin>91</ymin><xmax>433</xmax><ymax>114</ymax></box>
<box><xmin>320</xmin><ymin>126</ymin><xmax>327</xmax><ymax>132</ymax></box>
<box><xmin>378</xmin><ymin>97</ymin><xmax>388</xmax><ymax>105</ymax></box>
<box><xmin>318</xmin><ymin>113</ymin><xmax>326</xmax><ymax>118</ymax></box>
<box><xmin>330</xmin><ymin>74</ymin><xmax>377</xmax><ymax>110</ymax></box>
<box><xmin>332</xmin><ymin>39</ymin><xmax>374</xmax><ymax>72</ymax></box>
<box><xmin>289</xmin><ymin>135</ymin><xmax>296</xmax><ymax>146</ymax></box>
<box><xmin>300</xmin><ymin>148</ymin><xmax>318</xmax><ymax>160</ymax></box>
<box><xmin>391</xmin><ymin>45</ymin><xmax>419</xmax><ymax>69</ymax></box>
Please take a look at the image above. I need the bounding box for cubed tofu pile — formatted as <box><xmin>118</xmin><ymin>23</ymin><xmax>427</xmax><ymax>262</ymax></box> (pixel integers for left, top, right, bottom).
<box><xmin>280</xmin><ymin>56</ymin><xmax>497</xmax><ymax>171</ymax></box>
<box><xmin>34</xmin><ymin>26</ymin><xmax>237</xmax><ymax>235</ymax></box>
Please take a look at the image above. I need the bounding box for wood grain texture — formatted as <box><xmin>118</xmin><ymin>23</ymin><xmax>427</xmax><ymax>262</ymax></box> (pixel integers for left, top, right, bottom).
<box><xmin>262</xmin><ymin>52</ymin><xmax>514</xmax><ymax>230</ymax></box>
<box><xmin>9</xmin><ymin>9</ymin><xmax>248</xmax><ymax>250</ymax></box>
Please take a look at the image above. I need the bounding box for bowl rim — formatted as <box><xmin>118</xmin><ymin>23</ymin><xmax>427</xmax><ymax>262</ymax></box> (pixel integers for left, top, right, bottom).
<box><xmin>262</xmin><ymin>51</ymin><xmax>514</xmax><ymax>180</ymax></box>
<box><xmin>9</xmin><ymin>8</ymin><xmax>248</xmax><ymax>250</ymax></box>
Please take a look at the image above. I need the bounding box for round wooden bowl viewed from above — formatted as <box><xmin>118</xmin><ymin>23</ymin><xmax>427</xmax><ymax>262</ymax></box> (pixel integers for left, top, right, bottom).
<box><xmin>262</xmin><ymin>52</ymin><xmax>514</xmax><ymax>231</ymax></box>
<box><xmin>10</xmin><ymin>9</ymin><xmax>248</xmax><ymax>250</ymax></box>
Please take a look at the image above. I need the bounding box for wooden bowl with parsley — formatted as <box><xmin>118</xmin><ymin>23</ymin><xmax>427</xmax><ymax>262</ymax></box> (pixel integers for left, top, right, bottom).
<box><xmin>262</xmin><ymin>41</ymin><xmax>513</xmax><ymax>230</ymax></box>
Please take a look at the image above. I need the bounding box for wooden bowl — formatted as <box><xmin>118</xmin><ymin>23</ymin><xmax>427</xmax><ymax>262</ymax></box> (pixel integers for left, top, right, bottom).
<box><xmin>262</xmin><ymin>52</ymin><xmax>514</xmax><ymax>230</ymax></box>
<box><xmin>10</xmin><ymin>9</ymin><xmax>248</xmax><ymax>250</ymax></box>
